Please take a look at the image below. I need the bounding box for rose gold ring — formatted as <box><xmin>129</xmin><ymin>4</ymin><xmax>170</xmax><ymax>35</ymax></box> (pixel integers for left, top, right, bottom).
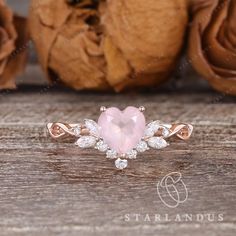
<box><xmin>47</xmin><ymin>106</ymin><xmax>193</xmax><ymax>170</ymax></box>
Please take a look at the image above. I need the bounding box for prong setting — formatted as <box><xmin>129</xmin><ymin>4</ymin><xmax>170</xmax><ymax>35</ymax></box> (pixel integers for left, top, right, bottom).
<box><xmin>139</xmin><ymin>106</ymin><xmax>146</xmax><ymax>112</ymax></box>
<box><xmin>100</xmin><ymin>106</ymin><xmax>107</xmax><ymax>112</ymax></box>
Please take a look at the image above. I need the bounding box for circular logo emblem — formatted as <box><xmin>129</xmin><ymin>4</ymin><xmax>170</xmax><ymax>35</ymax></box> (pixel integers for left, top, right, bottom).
<box><xmin>157</xmin><ymin>172</ymin><xmax>188</xmax><ymax>208</ymax></box>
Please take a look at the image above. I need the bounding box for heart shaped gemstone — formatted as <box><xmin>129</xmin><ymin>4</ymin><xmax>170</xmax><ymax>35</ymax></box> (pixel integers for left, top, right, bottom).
<box><xmin>98</xmin><ymin>107</ymin><xmax>146</xmax><ymax>154</ymax></box>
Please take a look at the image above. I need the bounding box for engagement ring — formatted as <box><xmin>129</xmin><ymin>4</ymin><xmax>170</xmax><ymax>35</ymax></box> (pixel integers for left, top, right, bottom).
<box><xmin>47</xmin><ymin>106</ymin><xmax>193</xmax><ymax>170</ymax></box>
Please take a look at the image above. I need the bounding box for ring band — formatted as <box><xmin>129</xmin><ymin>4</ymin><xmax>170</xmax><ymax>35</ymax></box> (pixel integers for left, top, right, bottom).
<box><xmin>47</xmin><ymin>106</ymin><xmax>193</xmax><ymax>170</ymax></box>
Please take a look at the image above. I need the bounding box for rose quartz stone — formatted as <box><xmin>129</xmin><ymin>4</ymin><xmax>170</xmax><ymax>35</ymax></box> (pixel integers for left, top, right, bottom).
<box><xmin>98</xmin><ymin>107</ymin><xmax>146</xmax><ymax>154</ymax></box>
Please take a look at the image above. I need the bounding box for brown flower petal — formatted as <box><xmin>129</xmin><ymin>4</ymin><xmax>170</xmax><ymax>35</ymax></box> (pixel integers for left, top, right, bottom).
<box><xmin>30</xmin><ymin>0</ymin><xmax>188</xmax><ymax>92</ymax></box>
<box><xmin>188</xmin><ymin>0</ymin><xmax>236</xmax><ymax>95</ymax></box>
<box><xmin>0</xmin><ymin>0</ymin><xmax>29</xmax><ymax>89</ymax></box>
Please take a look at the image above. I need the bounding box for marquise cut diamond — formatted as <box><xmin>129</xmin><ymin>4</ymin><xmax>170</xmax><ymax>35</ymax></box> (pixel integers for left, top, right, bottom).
<box><xmin>84</xmin><ymin>119</ymin><xmax>99</xmax><ymax>136</ymax></box>
<box><xmin>147</xmin><ymin>137</ymin><xmax>168</xmax><ymax>149</ymax></box>
<box><xmin>145</xmin><ymin>121</ymin><xmax>161</xmax><ymax>137</ymax></box>
<box><xmin>75</xmin><ymin>136</ymin><xmax>97</xmax><ymax>148</ymax></box>
<box><xmin>162</xmin><ymin>127</ymin><xmax>170</xmax><ymax>138</ymax></box>
<box><xmin>145</xmin><ymin>121</ymin><xmax>170</xmax><ymax>138</ymax></box>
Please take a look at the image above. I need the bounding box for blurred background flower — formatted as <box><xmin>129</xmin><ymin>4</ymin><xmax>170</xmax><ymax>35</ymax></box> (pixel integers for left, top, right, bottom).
<box><xmin>188</xmin><ymin>0</ymin><xmax>236</xmax><ymax>95</ymax></box>
<box><xmin>0</xmin><ymin>0</ymin><xmax>28</xmax><ymax>89</ymax></box>
<box><xmin>29</xmin><ymin>0</ymin><xmax>188</xmax><ymax>92</ymax></box>
<box><xmin>6</xmin><ymin>0</ymin><xmax>236</xmax><ymax>95</ymax></box>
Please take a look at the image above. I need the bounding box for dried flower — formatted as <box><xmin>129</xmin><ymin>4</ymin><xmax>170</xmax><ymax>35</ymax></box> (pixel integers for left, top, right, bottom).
<box><xmin>188</xmin><ymin>0</ymin><xmax>236</xmax><ymax>95</ymax></box>
<box><xmin>30</xmin><ymin>0</ymin><xmax>188</xmax><ymax>92</ymax></box>
<box><xmin>0</xmin><ymin>1</ymin><xmax>29</xmax><ymax>89</ymax></box>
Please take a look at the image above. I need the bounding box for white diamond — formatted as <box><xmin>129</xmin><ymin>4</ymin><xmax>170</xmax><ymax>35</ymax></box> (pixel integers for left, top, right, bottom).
<box><xmin>95</xmin><ymin>140</ymin><xmax>108</xmax><ymax>152</ymax></box>
<box><xmin>145</xmin><ymin>121</ymin><xmax>161</xmax><ymax>137</ymax></box>
<box><xmin>145</xmin><ymin>127</ymin><xmax>156</xmax><ymax>137</ymax></box>
<box><xmin>75</xmin><ymin>136</ymin><xmax>97</xmax><ymax>148</ymax></box>
<box><xmin>148</xmin><ymin>137</ymin><xmax>169</xmax><ymax>149</ymax></box>
<box><xmin>84</xmin><ymin>119</ymin><xmax>99</xmax><ymax>136</ymax></box>
<box><xmin>126</xmin><ymin>150</ymin><xmax>137</xmax><ymax>159</ymax></box>
<box><xmin>73</xmin><ymin>125</ymin><xmax>81</xmax><ymax>137</ymax></box>
<box><xmin>115</xmin><ymin>158</ymin><xmax>128</xmax><ymax>170</ymax></box>
<box><xmin>106</xmin><ymin>150</ymin><xmax>117</xmax><ymax>159</ymax></box>
<box><xmin>136</xmin><ymin>141</ymin><xmax>149</xmax><ymax>153</ymax></box>
<box><xmin>162</xmin><ymin>127</ymin><xmax>170</xmax><ymax>138</ymax></box>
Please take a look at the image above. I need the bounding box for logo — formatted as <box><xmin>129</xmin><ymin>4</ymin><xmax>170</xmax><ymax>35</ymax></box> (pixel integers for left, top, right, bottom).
<box><xmin>157</xmin><ymin>172</ymin><xmax>188</xmax><ymax>208</ymax></box>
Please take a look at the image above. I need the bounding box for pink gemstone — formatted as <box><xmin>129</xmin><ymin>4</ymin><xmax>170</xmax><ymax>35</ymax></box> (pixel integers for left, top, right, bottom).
<box><xmin>98</xmin><ymin>107</ymin><xmax>146</xmax><ymax>154</ymax></box>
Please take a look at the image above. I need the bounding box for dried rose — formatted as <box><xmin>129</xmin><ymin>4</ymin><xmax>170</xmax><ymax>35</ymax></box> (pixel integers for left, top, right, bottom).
<box><xmin>29</xmin><ymin>0</ymin><xmax>188</xmax><ymax>92</ymax></box>
<box><xmin>0</xmin><ymin>1</ymin><xmax>29</xmax><ymax>89</ymax></box>
<box><xmin>188</xmin><ymin>0</ymin><xmax>236</xmax><ymax>95</ymax></box>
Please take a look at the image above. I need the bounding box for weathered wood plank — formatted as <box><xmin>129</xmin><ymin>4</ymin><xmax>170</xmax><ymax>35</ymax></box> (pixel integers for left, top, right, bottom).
<box><xmin>0</xmin><ymin>85</ymin><xmax>236</xmax><ymax>236</ymax></box>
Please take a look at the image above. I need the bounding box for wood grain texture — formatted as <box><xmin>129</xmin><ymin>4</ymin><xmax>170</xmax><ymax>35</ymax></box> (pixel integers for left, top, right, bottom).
<box><xmin>0</xmin><ymin>68</ymin><xmax>236</xmax><ymax>236</ymax></box>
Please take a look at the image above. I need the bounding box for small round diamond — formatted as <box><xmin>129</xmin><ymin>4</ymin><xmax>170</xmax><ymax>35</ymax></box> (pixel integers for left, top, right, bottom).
<box><xmin>136</xmin><ymin>141</ymin><xmax>149</xmax><ymax>153</ymax></box>
<box><xmin>126</xmin><ymin>150</ymin><xmax>137</xmax><ymax>159</ymax></box>
<box><xmin>115</xmin><ymin>158</ymin><xmax>128</xmax><ymax>170</ymax></box>
<box><xmin>162</xmin><ymin>127</ymin><xmax>170</xmax><ymax>138</ymax></box>
<box><xmin>106</xmin><ymin>150</ymin><xmax>117</xmax><ymax>159</ymax></box>
<box><xmin>73</xmin><ymin>125</ymin><xmax>81</xmax><ymax>137</ymax></box>
<box><xmin>95</xmin><ymin>140</ymin><xmax>108</xmax><ymax>152</ymax></box>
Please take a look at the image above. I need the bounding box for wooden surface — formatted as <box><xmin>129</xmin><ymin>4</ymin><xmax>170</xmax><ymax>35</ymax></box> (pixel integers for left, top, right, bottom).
<box><xmin>0</xmin><ymin>66</ymin><xmax>236</xmax><ymax>236</ymax></box>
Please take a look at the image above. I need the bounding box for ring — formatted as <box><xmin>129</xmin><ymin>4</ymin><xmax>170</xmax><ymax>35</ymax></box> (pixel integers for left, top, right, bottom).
<box><xmin>47</xmin><ymin>106</ymin><xmax>193</xmax><ymax>170</ymax></box>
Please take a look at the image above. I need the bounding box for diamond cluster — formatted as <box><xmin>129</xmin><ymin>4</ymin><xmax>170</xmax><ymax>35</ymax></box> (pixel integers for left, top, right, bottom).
<box><xmin>145</xmin><ymin>121</ymin><xmax>170</xmax><ymax>138</ymax></box>
<box><xmin>73</xmin><ymin>119</ymin><xmax>170</xmax><ymax>170</ymax></box>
